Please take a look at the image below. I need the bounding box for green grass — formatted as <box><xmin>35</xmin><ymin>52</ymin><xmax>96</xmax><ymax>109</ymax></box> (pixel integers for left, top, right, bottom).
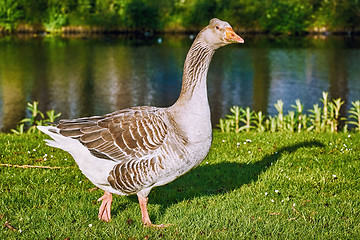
<box><xmin>1</xmin><ymin>132</ymin><xmax>359</xmax><ymax>239</ymax></box>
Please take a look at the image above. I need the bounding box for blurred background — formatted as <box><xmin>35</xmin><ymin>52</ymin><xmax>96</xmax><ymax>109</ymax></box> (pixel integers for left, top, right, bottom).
<box><xmin>0</xmin><ymin>0</ymin><xmax>359</xmax><ymax>132</ymax></box>
<box><xmin>1</xmin><ymin>0</ymin><xmax>360</xmax><ymax>34</ymax></box>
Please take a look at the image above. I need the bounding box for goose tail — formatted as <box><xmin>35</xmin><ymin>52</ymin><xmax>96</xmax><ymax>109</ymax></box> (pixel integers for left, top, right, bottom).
<box><xmin>37</xmin><ymin>126</ymin><xmax>68</xmax><ymax>150</ymax></box>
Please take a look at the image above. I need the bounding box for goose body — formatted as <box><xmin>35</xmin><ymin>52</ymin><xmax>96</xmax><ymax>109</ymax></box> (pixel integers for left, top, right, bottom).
<box><xmin>38</xmin><ymin>18</ymin><xmax>243</xmax><ymax>226</ymax></box>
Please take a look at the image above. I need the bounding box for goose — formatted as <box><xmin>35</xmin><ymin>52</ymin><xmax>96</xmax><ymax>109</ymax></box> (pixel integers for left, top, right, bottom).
<box><xmin>37</xmin><ymin>18</ymin><xmax>244</xmax><ymax>227</ymax></box>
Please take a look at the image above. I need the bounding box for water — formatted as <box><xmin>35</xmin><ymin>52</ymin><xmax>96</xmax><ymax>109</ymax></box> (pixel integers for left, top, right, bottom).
<box><xmin>0</xmin><ymin>34</ymin><xmax>359</xmax><ymax>132</ymax></box>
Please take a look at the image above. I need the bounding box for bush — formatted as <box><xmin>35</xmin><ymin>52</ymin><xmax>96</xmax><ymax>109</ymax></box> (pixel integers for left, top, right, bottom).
<box><xmin>124</xmin><ymin>0</ymin><xmax>160</xmax><ymax>31</ymax></box>
<box><xmin>0</xmin><ymin>0</ymin><xmax>24</xmax><ymax>31</ymax></box>
<box><xmin>1</xmin><ymin>0</ymin><xmax>359</xmax><ymax>33</ymax></box>
<box><xmin>259</xmin><ymin>0</ymin><xmax>313</xmax><ymax>34</ymax></box>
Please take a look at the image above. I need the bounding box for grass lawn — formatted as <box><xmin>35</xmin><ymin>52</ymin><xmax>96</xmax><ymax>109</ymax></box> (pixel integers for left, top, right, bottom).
<box><xmin>1</xmin><ymin>132</ymin><xmax>359</xmax><ymax>239</ymax></box>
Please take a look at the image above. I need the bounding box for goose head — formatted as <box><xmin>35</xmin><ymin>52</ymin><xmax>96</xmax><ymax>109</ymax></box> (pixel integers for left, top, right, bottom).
<box><xmin>198</xmin><ymin>18</ymin><xmax>244</xmax><ymax>49</ymax></box>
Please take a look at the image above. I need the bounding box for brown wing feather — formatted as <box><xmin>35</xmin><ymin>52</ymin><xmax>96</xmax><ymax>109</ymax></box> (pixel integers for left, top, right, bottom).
<box><xmin>57</xmin><ymin>107</ymin><xmax>168</xmax><ymax>162</ymax></box>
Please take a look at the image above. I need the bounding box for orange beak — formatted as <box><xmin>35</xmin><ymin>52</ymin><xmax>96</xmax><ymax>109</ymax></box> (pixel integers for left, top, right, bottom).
<box><xmin>225</xmin><ymin>27</ymin><xmax>244</xmax><ymax>43</ymax></box>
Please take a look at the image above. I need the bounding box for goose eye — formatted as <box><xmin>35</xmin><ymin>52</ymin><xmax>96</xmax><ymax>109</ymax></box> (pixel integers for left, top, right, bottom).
<box><xmin>215</xmin><ymin>26</ymin><xmax>220</xmax><ymax>30</ymax></box>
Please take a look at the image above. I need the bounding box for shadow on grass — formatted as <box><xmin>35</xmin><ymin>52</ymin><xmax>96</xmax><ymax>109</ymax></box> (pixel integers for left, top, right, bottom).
<box><xmin>121</xmin><ymin>140</ymin><xmax>324</xmax><ymax>222</ymax></box>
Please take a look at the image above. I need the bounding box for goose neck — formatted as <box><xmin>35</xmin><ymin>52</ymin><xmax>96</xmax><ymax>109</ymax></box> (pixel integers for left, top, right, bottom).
<box><xmin>177</xmin><ymin>40</ymin><xmax>215</xmax><ymax>102</ymax></box>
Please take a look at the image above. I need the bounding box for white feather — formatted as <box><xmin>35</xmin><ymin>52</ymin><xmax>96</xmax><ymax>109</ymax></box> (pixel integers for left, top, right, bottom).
<box><xmin>37</xmin><ymin>126</ymin><xmax>123</xmax><ymax>195</ymax></box>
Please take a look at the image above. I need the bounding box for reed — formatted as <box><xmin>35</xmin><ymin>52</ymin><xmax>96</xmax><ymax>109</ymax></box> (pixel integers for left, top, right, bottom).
<box><xmin>239</xmin><ymin>107</ymin><xmax>255</xmax><ymax>133</ymax></box>
<box><xmin>291</xmin><ymin>99</ymin><xmax>304</xmax><ymax>132</ymax></box>
<box><xmin>328</xmin><ymin>98</ymin><xmax>345</xmax><ymax>132</ymax></box>
<box><xmin>11</xmin><ymin>101</ymin><xmax>61</xmax><ymax>134</ymax></box>
<box><xmin>308</xmin><ymin>104</ymin><xmax>322</xmax><ymax>133</ymax></box>
<box><xmin>348</xmin><ymin>100</ymin><xmax>360</xmax><ymax>133</ymax></box>
<box><xmin>284</xmin><ymin>111</ymin><xmax>296</xmax><ymax>132</ymax></box>
<box><xmin>320</xmin><ymin>92</ymin><xmax>329</xmax><ymax>132</ymax></box>
<box><xmin>11</xmin><ymin>94</ymin><xmax>359</xmax><ymax>135</ymax></box>
<box><xmin>219</xmin><ymin>92</ymin><xmax>358</xmax><ymax>134</ymax></box>
<box><xmin>254</xmin><ymin>111</ymin><xmax>266</xmax><ymax>132</ymax></box>
<box><xmin>274</xmin><ymin>100</ymin><xmax>284</xmax><ymax>131</ymax></box>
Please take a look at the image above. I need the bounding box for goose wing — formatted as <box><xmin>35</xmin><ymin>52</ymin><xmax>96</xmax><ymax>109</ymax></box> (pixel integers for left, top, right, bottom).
<box><xmin>57</xmin><ymin>106</ymin><xmax>168</xmax><ymax>162</ymax></box>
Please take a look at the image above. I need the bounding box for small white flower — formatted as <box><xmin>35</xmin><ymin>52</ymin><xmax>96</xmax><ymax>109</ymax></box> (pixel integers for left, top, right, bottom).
<box><xmin>65</xmin><ymin>158</ymin><xmax>68</xmax><ymax>161</ymax></box>
<box><xmin>19</xmin><ymin>229</ymin><xmax>22</xmax><ymax>233</ymax></box>
<box><xmin>332</xmin><ymin>174</ymin><xmax>337</xmax><ymax>178</ymax></box>
<box><xmin>222</xmin><ymin>140</ymin><xmax>226</xmax><ymax>143</ymax></box>
<box><xmin>205</xmin><ymin>161</ymin><xmax>209</xmax><ymax>164</ymax></box>
<box><xmin>265</xmin><ymin>192</ymin><xmax>268</xmax><ymax>196</ymax></box>
<box><xmin>348</xmin><ymin>134</ymin><xmax>351</xmax><ymax>138</ymax></box>
<box><xmin>248</xmin><ymin>151</ymin><xmax>251</xmax><ymax>154</ymax></box>
<box><xmin>88</xmin><ymin>224</ymin><xmax>93</xmax><ymax>227</ymax></box>
<box><xmin>292</xmin><ymin>203</ymin><xmax>296</xmax><ymax>207</ymax></box>
<box><xmin>275</xmin><ymin>190</ymin><xmax>279</xmax><ymax>193</ymax></box>
<box><xmin>246</xmin><ymin>139</ymin><xmax>252</xmax><ymax>143</ymax></box>
<box><xmin>27</xmin><ymin>151</ymin><xmax>31</xmax><ymax>154</ymax></box>
<box><xmin>50</xmin><ymin>155</ymin><xmax>53</xmax><ymax>158</ymax></box>
<box><xmin>44</xmin><ymin>158</ymin><xmax>47</xmax><ymax>161</ymax></box>
<box><xmin>33</xmin><ymin>149</ymin><xmax>36</xmax><ymax>152</ymax></box>
<box><xmin>79</xmin><ymin>181</ymin><xmax>82</xmax><ymax>184</ymax></box>
<box><xmin>271</xmin><ymin>199</ymin><xmax>275</xmax><ymax>202</ymax></box>
<box><xmin>237</xmin><ymin>142</ymin><xmax>241</xmax><ymax>146</ymax></box>
<box><xmin>243</xmin><ymin>142</ymin><xmax>247</xmax><ymax>145</ymax></box>
<box><xmin>44</xmin><ymin>154</ymin><xmax>48</xmax><ymax>157</ymax></box>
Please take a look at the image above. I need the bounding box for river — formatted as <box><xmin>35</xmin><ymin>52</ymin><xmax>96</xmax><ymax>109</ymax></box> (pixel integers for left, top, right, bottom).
<box><xmin>0</xmin><ymin>34</ymin><xmax>359</xmax><ymax>132</ymax></box>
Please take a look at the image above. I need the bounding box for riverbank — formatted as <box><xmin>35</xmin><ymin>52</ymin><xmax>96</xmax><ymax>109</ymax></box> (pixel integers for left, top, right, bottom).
<box><xmin>1</xmin><ymin>23</ymin><xmax>360</xmax><ymax>36</ymax></box>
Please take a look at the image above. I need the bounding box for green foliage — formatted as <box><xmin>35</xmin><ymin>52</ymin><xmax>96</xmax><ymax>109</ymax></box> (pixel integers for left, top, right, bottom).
<box><xmin>11</xmin><ymin>101</ymin><xmax>61</xmax><ymax>134</ymax></box>
<box><xmin>291</xmin><ymin>99</ymin><xmax>304</xmax><ymax>132</ymax></box>
<box><xmin>259</xmin><ymin>0</ymin><xmax>313</xmax><ymax>34</ymax></box>
<box><xmin>218</xmin><ymin>92</ymin><xmax>358</xmax><ymax>134</ymax></box>
<box><xmin>239</xmin><ymin>107</ymin><xmax>255</xmax><ymax>133</ymax></box>
<box><xmin>184</xmin><ymin>0</ymin><xmax>218</xmax><ymax>28</ymax></box>
<box><xmin>44</xmin><ymin>6</ymin><xmax>68</xmax><ymax>32</ymax></box>
<box><xmin>274</xmin><ymin>99</ymin><xmax>284</xmax><ymax>131</ymax></box>
<box><xmin>218</xmin><ymin>106</ymin><xmax>255</xmax><ymax>133</ymax></box>
<box><xmin>308</xmin><ymin>104</ymin><xmax>322</xmax><ymax>133</ymax></box>
<box><xmin>125</xmin><ymin>0</ymin><xmax>160</xmax><ymax>31</ymax></box>
<box><xmin>219</xmin><ymin>106</ymin><xmax>241</xmax><ymax>133</ymax></box>
<box><xmin>0</xmin><ymin>0</ymin><xmax>359</xmax><ymax>33</ymax></box>
<box><xmin>312</xmin><ymin>0</ymin><xmax>360</xmax><ymax>31</ymax></box>
<box><xmin>0</xmin><ymin>0</ymin><xmax>23</xmax><ymax>31</ymax></box>
<box><xmin>348</xmin><ymin>100</ymin><xmax>360</xmax><ymax>132</ymax></box>
<box><xmin>254</xmin><ymin>111</ymin><xmax>266</xmax><ymax>132</ymax></box>
<box><xmin>328</xmin><ymin>98</ymin><xmax>345</xmax><ymax>133</ymax></box>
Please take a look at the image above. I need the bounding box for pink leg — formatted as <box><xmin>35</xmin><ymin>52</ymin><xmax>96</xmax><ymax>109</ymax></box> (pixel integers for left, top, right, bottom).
<box><xmin>97</xmin><ymin>191</ymin><xmax>113</xmax><ymax>222</ymax></box>
<box><xmin>138</xmin><ymin>195</ymin><xmax>170</xmax><ymax>227</ymax></box>
<box><xmin>138</xmin><ymin>195</ymin><xmax>152</xmax><ymax>226</ymax></box>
